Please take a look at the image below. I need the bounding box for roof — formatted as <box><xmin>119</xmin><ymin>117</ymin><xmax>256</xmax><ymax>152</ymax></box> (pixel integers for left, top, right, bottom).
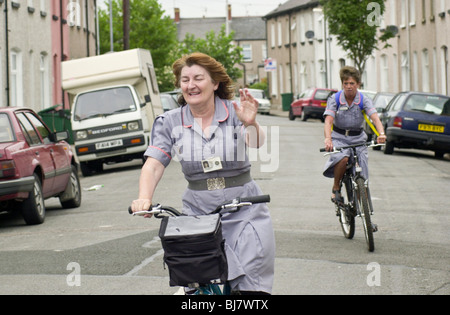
<box><xmin>176</xmin><ymin>16</ymin><xmax>266</xmax><ymax>41</ymax></box>
<box><xmin>263</xmin><ymin>0</ymin><xmax>319</xmax><ymax>19</ymax></box>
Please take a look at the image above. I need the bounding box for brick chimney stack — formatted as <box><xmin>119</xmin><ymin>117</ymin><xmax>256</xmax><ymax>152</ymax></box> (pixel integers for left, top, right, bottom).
<box><xmin>174</xmin><ymin>8</ymin><xmax>180</xmax><ymax>24</ymax></box>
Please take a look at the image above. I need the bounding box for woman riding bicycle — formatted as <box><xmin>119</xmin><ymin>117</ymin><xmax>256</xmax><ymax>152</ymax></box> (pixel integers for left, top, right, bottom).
<box><xmin>131</xmin><ymin>53</ymin><xmax>275</xmax><ymax>295</ymax></box>
<box><xmin>323</xmin><ymin>66</ymin><xmax>386</xmax><ymax>203</ymax></box>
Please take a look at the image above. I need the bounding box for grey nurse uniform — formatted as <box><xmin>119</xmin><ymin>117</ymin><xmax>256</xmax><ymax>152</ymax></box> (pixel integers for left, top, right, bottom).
<box><xmin>144</xmin><ymin>96</ymin><xmax>275</xmax><ymax>293</ymax></box>
<box><xmin>323</xmin><ymin>91</ymin><xmax>377</xmax><ymax>180</ymax></box>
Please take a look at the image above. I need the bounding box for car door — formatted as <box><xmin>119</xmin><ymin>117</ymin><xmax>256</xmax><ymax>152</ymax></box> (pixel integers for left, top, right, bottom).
<box><xmin>24</xmin><ymin>112</ymin><xmax>71</xmax><ymax>195</ymax></box>
<box><xmin>16</xmin><ymin>112</ymin><xmax>55</xmax><ymax>197</ymax></box>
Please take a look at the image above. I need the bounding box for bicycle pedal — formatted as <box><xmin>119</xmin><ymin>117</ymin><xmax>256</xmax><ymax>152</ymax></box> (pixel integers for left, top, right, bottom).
<box><xmin>372</xmin><ymin>223</ymin><xmax>378</xmax><ymax>233</ymax></box>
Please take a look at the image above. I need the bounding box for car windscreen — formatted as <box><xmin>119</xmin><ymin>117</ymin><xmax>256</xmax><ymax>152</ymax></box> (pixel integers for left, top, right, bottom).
<box><xmin>249</xmin><ymin>90</ymin><xmax>265</xmax><ymax>99</ymax></box>
<box><xmin>73</xmin><ymin>87</ymin><xmax>137</xmax><ymax>121</ymax></box>
<box><xmin>404</xmin><ymin>94</ymin><xmax>450</xmax><ymax>116</ymax></box>
<box><xmin>314</xmin><ymin>90</ymin><xmax>333</xmax><ymax>101</ymax></box>
<box><xmin>0</xmin><ymin>114</ymin><xmax>15</xmax><ymax>142</ymax></box>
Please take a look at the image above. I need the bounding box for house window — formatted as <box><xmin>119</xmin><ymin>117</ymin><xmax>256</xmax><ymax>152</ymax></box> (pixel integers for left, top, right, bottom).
<box><xmin>10</xmin><ymin>50</ymin><xmax>24</xmax><ymax>107</ymax></box>
<box><xmin>279</xmin><ymin>64</ymin><xmax>284</xmax><ymax>94</ymax></box>
<box><xmin>271</xmin><ymin>71</ymin><xmax>278</xmax><ymax>97</ymax></box>
<box><xmin>277</xmin><ymin>21</ymin><xmax>282</xmax><ymax>47</ymax></box>
<box><xmin>441</xmin><ymin>46</ymin><xmax>448</xmax><ymax>95</ymax></box>
<box><xmin>401</xmin><ymin>51</ymin><xmax>410</xmax><ymax>91</ymax></box>
<box><xmin>262</xmin><ymin>44</ymin><xmax>267</xmax><ymax>60</ymax></box>
<box><xmin>243</xmin><ymin>44</ymin><xmax>252</xmax><ymax>62</ymax></box>
<box><xmin>271</xmin><ymin>23</ymin><xmax>275</xmax><ymax>48</ymax></box>
<box><xmin>409</xmin><ymin>0</ymin><xmax>416</xmax><ymax>25</ymax></box>
<box><xmin>40</xmin><ymin>53</ymin><xmax>50</xmax><ymax>109</ymax></box>
<box><xmin>422</xmin><ymin>49</ymin><xmax>430</xmax><ymax>92</ymax></box>
<box><xmin>380</xmin><ymin>54</ymin><xmax>389</xmax><ymax>92</ymax></box>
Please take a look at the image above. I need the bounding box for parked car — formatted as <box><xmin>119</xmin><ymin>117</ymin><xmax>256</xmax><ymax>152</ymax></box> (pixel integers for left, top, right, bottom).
<box><xmin>289</xmin><ymin>88</ymin><xmax>337</xmax><ymax>121</ymax></box>
<box><xmin>161</xmin><ymin>93</ymin><xmax>181</xmax><ymax>112</ymax></box>
<box><xmin>360</xmin><ymin>89</ymin><xmax>377</xmax><ymax>100</ymax></box>
<box><xmin>0</xmin><ymin>107</ymin><xmax>81</xmax><ymax>225</ymax></box>
<box><xmin>364</xmin><ymin>92</ymin><xmax>396</xmax><ymax>142</ymax></box>
<box><xmin>247</xmin><ymin>89</ymin><xmax>271</xmax><ymax>115</ymax></box>
<box><xmin>380</xmin><ymin>92</ymin><xmax>450</xmax><ymax>158</ymax></box>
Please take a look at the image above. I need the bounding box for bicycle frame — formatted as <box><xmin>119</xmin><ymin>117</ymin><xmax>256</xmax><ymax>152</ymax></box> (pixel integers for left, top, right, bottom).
<box><xmin>321</xmin><ymin>141</ymin><xmax>382</xmax><ymax>252</ymax></box>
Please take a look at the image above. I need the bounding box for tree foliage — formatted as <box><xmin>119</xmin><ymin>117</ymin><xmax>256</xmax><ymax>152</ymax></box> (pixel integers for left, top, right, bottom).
<box><xmin>98</xmin><ymin>0</ymin><xmax>178</xmax><ymax>91</ymax></box>
<box><xmin>320</xmin><ymin>0</ymin><xmax>394</xmax><ymax>76</ymax></box>
<box><xmin>175</xmin><ymin>25</ymin><xmax>243</xmax><ymax>83</ymax></box>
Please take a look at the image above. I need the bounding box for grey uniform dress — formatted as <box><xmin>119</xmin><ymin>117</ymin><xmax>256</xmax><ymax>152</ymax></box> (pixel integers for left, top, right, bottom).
<box><xmin>323</xmin><ymin>91</ymin><xmax>377</xmax><ymax>180</ymax></box>
<box><xmin>144</xmin><ymin>96</ymin><xmax>275</xmax><ymax>293</ymax></box>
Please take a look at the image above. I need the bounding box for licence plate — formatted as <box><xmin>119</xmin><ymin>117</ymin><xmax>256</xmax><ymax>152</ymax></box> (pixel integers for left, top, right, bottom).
<box><xmin>418</xmin><ymin>124</ymin><xmax>445</xmax><ymax>133</ymax></box>
<box><xmin>321</xmin><ymin>102</ymin><xmax>327</xmax><ymax>107</ymax></box>
<box><xmin>95</xmin><ymin>139</ymin><xmax>123</xmax><ymax>150</ymax></box>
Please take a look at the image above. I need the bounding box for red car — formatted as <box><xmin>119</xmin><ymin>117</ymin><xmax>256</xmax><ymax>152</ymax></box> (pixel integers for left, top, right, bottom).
<box><xmin>0</xmin><ymin>107</ymin><xmax>81</xmax><ymax>225</ymax></box>
<box><xmin>289</xmin><ymin>88</ymin><xmax>337</xmax><ymax>121</ymax></box>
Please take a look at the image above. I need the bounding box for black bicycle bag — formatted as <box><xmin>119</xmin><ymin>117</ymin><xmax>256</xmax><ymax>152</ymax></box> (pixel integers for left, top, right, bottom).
<box><xmin>158</xmin><ymin>213</ymin><xmax>228</xmax><ymax>287</ymax></box>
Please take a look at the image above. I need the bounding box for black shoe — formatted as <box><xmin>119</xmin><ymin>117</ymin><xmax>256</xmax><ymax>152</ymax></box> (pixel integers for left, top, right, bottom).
<box><xmin>331</xmin><ymin>190</ymin><xmax>343</xmax><ymax>204</ymax></box>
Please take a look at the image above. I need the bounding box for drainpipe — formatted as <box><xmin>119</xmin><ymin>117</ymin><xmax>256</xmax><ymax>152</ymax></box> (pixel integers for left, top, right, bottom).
<box><xmin>60</xmin><ymin>0</ymin><xmax>65</xmax><ymax>108</ymax></box>
<box><xmin>4</xmin><ymin>0</ymin><xmax>10</xmax><ymax>106</ymax></box>
<box><xmin>288</xmin><ymin>12</ymin><xmax>293</xmax><ymax>93</ymax></box>
<box><xmin>85</xmin><ymin>0</ymin><xmax>90</xmax><ymax>56</ymax></box>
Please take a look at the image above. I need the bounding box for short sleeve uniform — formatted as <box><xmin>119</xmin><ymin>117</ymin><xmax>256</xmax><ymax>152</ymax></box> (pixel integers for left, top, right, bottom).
<box><xmin>323</xmin><ymin>91</ymin><xmax>376</xmax><ymax>179</ymax></box>
<box><xmin>144</xmin><ymin>96</ymin><xmax>275</xmax><ymax>293</ymax></box>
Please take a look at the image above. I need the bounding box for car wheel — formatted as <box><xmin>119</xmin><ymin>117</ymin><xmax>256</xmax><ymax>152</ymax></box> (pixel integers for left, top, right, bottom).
<box><xmin>60</xmin><ymin>165</ymin><xmax>82</xmax><ymax>208</ymax></box>
<box><xmin>434</xmin><ymin>151</ymin><xmax>445</xmax><ymax>159</ymax></box>
<box><xmin>21</xmin><ymin>173</ymin><xmax>45</xmax><ymax>225</ymax></box>
<box><xmin>80</xmin><ymin>161</ymin><xmax>103</xmax><ymax>177</ymax></box>
<box><xmin>383</xmin><ymin>140</ymin><xmax>394</xmax><ymax>155</ymax></box>
<box><xmin>288</xmin><ymin>108</ymin><xmax>295</xmax><ymax>121</ymax></box>
<box><xmin>301</xmin><ymin>110</ymin><xmax>308</xmax><ymax>121</ymax></box>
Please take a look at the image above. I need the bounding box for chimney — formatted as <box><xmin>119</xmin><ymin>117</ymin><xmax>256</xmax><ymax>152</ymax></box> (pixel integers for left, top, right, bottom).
<box><xmin>227</xmin><ymin>4</ymin><xmax>232</xmax><ymax>21</ymax></box>
<box><xmin>174</xmin><ymin>8</ymin><xmax>180</xmax><ymax>23</ymax></box>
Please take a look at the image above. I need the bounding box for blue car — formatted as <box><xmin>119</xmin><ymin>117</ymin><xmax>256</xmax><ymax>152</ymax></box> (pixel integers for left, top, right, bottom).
<box><xmin>381</xmin><ymin>92</ymin><xmax>450</xmax><ymax>158</ymax></box>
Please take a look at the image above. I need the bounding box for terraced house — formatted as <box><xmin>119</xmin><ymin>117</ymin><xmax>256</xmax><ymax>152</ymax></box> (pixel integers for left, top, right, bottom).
<box><xmin>0</xmin><ymin>0</ymin><xmax>97</xmax><ymax>112</ymax></box>
<box><xmin>264</xmin><ymin>0</ymin><xmax>450</xmax><ymax>110</ymax></box>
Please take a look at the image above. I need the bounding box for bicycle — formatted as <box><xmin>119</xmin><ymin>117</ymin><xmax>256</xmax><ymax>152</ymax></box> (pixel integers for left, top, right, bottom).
<box><xmin>128</xmin><ymin>194</ymin><xmax>271</xmax><ymax>295</ymax></box>
<box><xmin>320</xmin><ymin>141</ymin><xmax>383</xmax><ymax>252</ymax></box>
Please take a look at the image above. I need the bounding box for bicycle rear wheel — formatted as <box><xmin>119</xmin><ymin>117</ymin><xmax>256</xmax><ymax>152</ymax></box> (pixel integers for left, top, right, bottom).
<box><xmin>355</xmin><ymin>177</ymin><xmax>375</xmax><ymax>252</ymax></box>
<box><xmin>338</xmin><ymin>177</ymin><xmax>355</xmax><ymax>239</ymax></box>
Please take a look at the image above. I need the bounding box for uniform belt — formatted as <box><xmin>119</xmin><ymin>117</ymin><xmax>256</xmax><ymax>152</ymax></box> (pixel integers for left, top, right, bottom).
<box><xmin>188</xmin><ymin>171</ymin><xmax>252</xmax><ymax>191</ymax></box>
<box><xmin>333</xmin><ymin>125</ymin><xmax>363</xmax><ymax>136</ymax></box>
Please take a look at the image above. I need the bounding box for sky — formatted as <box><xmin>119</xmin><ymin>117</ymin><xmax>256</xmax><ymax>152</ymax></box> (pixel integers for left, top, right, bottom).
<box><xmin>98</xmin><ymin>0</ymin><xmax>285</xmax><ymax>19</ymax></box>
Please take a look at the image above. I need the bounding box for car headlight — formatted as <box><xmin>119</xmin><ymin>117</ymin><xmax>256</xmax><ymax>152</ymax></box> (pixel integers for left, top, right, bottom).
<box><xmin>128</xmin><ymin>121</ymin><xmax>139</xmax><ymax>131</ymax></box>
<box><xmin>76</xmin><ymin>130</ymin><xmax>88</xmax><ymax>140</ymax></box>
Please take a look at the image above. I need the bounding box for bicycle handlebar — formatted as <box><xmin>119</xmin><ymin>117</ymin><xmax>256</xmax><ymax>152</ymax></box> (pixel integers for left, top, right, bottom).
<box><xmin>319</xmin><ymin>141</ymin><xmax>384</xmax><ymax>154</ymax></box>
<box><xmin>128</xmin><ymin>205</ymin><xmax>183</xmax><ymax>217</ymax></box>
<box><xmin>128</xmin><ymin>194</ymin><xmax>271</xmax><ymax>217</ymax></box>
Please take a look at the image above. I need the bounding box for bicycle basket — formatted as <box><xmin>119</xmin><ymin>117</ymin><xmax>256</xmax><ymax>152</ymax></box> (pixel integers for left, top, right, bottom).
<box><xmin>158</xmin><ymin>213</ymin><xmax>228</xmax><ymax>287</ymax></box>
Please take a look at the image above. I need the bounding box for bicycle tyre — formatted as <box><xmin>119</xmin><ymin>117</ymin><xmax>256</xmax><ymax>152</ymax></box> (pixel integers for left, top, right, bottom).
<box><xmin>355</xmin><ymin>177</ymin><xmax>375</xmax><ymax>252</ymax></box>
<box><xmin>339</xmin><ymin>177</ymin><xmax>355</xmax><ymax>239</ymax></box>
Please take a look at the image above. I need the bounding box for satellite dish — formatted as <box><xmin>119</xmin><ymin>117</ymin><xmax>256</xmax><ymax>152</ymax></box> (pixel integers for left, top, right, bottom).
<box><xmin>386</xmin><ymin>25</ymin><xmax>399</xmax><ymax>36</ymax></box>
<box><xmin>305</xmin><ymin>30</ymin><xmax>315</xmax><ymax>39</ymax></box>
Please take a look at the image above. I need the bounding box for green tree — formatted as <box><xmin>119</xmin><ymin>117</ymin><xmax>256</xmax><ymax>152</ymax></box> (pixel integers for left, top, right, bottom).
<box><xmin>175</xmin><ymin>25</ymin><xmax>243</xmax><ymax>82</ymax></box>
<box><xmin>98</xmin><ymin>0</ymin><xmax>178</xmax><ymax>91</ymax></box>
<box><xmin>320</xmin><ymin>0</ymin><xmax>394</xmax><ymax>77</ymax></box>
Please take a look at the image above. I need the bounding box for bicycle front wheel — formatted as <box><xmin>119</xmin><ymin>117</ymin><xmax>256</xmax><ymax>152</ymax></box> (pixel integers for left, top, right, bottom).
<box><xmin>339</xmin><ymin>177</ymin><xmax>355</xmax><ymax>239</ymax></box>
<box><xmin>355</xmin><ymin>178</ymin><xmax>375</xmax><ymax>252</ymax></box>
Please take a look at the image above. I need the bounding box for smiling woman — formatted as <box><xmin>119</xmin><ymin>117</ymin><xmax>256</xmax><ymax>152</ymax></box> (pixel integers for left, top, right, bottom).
<box><xmin>131</xmin><ymin>52</ymin><xmax>275</xmax><ymax>294</ymax></box>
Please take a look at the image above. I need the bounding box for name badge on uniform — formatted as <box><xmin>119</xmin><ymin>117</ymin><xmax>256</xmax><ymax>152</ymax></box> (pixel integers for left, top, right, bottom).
<box><xmin>202</xmin><ymin>157</ymin><xmax>223</xmax><ymax>173</ymax></box>
<box><xmin>339</xmin><ymin>106</ymin><xmax>349</xmax><ymax>111</ymax></box>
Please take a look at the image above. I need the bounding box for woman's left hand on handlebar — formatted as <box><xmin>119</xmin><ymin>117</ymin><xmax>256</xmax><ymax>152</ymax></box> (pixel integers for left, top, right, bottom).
<box><xmin>377</xmin><ymin>134</ymin><xmax>386</xmax><ymax>144</ymax></box>
<box><xmin>131</xmin><ymin>199</ymin><xmax>153</xmax><ymax>218</ymax></box>
<box><xmin>324</xmin><ymin>137</ymin><xmax>333</xmax><ymax>152</ymax></box>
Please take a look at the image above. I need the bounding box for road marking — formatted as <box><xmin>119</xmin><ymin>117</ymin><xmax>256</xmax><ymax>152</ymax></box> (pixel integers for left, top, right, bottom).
<box><xmin>123</xmin><ymin>237</ymin><xmax>163</xmax><ymax>276</ymax></box>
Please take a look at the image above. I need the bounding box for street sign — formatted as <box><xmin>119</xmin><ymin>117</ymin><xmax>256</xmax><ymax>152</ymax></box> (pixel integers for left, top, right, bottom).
<box><xmin>264</xmin><ymin>58</ymin><xmax>277</xmax><ymax>72</ymax></box>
